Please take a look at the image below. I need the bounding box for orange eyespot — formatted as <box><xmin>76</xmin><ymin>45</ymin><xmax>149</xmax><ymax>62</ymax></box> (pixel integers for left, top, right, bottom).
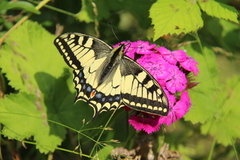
<box><xmin>90</xmin><ymin>90</ymin><xmax>96</xmax><ymax>98</ymax></box>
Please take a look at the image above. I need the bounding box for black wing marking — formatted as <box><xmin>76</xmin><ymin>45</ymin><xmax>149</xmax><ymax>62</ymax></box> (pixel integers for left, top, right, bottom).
<box><xmin>54</xmin><ymin>32</ymin><xmax>113</xmax><ymax>70</ymax></box>
<box><xmin>73</xmin><ymin>64</ymin><xmax>123</xmax><ymax>118</ymax></box>
<box><xmin>120</xmin><ymin>56</ymin><xmax>169</xmax><ymax>116</ymax></box>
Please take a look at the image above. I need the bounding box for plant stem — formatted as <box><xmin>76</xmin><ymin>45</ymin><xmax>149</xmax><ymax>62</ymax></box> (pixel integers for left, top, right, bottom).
<box><xmin>26</xmin><ymin>0</ymin><xmax>76</xmax><ymax>17</ymax></box>
<box><xmin>207</xmin><ymin>138</ymin><xmax>215</xmax><ymax>160</ymax></box>
<box><xmin>90</xmin><ymin>110</ymin><xmax>116</xmax><ymax>157</ymax></box>
<box><xmin>0</xmin><ymin>0</ymin><xmax>51</xmax><ymax>46</ymax></box>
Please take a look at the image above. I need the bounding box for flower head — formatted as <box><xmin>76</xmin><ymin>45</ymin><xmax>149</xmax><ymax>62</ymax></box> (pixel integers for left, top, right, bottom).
<box><xmin>113</xmin><ymin>41</ymin><xmax>199</xmax><ymax>134</ymax></box>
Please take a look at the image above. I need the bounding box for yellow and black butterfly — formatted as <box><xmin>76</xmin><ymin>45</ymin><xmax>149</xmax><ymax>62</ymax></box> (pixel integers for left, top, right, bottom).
<box><xmin>54</xmin><ymin>33</ymin><xmax>169</xmax><ymax>118</ymax></box>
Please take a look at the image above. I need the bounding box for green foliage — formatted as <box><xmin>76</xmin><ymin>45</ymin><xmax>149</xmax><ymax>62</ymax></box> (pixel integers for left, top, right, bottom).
<box><xmin>184</xmin><ymin>46</ymin><xmax>219</xmax><ymax>124</ymax></box>
<box><xmin>184</xmin><ymin>45</ymin><xmax>240</xmax><ymax>146</ymax></box>
<box><xmin>0</xmin><ymin>21</ymin><xmax>94</xmax><ymax>153</ymax></box>
<box><xmin>201</xmin><ymin>76</ymin><xmax>240</xmax><ymax>146</ymax></box>
<box><xmin>94</xmin><ymin>145</ymin><xmax>114</xmax><ymax>159</ymax></box>
<box><xmin>0</xmin><ymin>21</ymin><xmax>63</xmax><ymax>93</ymax></box>
<box><xmin>0</xmin><ymin>93</ymin><xmax>64</xmax><ymax>153</ymax></box>
<box><xmin>150</xmin><ymin>0</ymin><xmax>203</xmax><ymax>41</ymax></box>
<box><xmin>0</xmin><ymin>0</ymin><xmax>239</xmax><ymax>159</ymax></box>
<box><xmin>198</xmin><ymin>0</ymin><xmax>238</xmax><ymax>22</ymax></box>
<box><xmin>76</xmin><ymin>0</ymin><xmax>94</xmax><ymax>23</ymax></box>
<box><xmin>76</xmin><ymin>0</ymin><xmax>154</xmax><ymax>29</ymax></box>
<box><xmin>149</xmin><ymin>0</ymin><xmax>238</xmax><ymax>41</ymax></box>
<box><xmin>0</xmin><ymin>1</ymin><xmax>40</xmax><ymax>14</ymax></box>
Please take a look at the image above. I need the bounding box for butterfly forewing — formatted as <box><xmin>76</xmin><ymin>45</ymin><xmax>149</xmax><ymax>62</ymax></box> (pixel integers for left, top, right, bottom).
<box><xmin>54</xmin><ymin>32</ymin><xmax>169</xmax><ymax>118</ymax></box>
<box><xmin>54</xmin><ymin>33</ymin><xmax>112</xmax><ymax>70</ymax></box>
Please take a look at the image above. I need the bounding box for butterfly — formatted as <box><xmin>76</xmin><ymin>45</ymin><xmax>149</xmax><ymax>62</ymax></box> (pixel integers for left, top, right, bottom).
<box><xmin>54</xmin><ymin>33</ymin><xmax>169</xmax><ymax>118</ymax></box>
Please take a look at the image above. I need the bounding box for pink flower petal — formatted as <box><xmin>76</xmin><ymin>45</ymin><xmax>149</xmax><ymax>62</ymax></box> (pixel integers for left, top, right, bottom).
<box><xmin>128</xmin><ymin>115</ymin><xmax>161</xmax><ymax>134</ymax></box>
<box><xmin>165</xmin><ymin>66</ymin><xmax>187</xmax><ymax>93</ymax></box>
<box><xmin>132</xmin><ymin>41</ymin><xmax>156</xmax><ymax>54</ymax></box>
<box><xmin>137</xmin><ymin>54</ymin><xmax>170</xmax><ymax>81</ymax></box>
<box><xmin>159</xmin><ymin>91</ymin><xmax>191</xmax><ymax>126</ymax></box>
<box><xmin>180</xmin><ymin>56</ymin><xmax>199</xmax><ymax>76</ymax></box>
<box><xmin>156</xmin><ymin>47</ymin><xmax>177</xmax><ymax>65</ymax></box>
<box><xmin>172</xmin><ymin>50</ymin><xmax>187</xmax><ymax>62</ymax></box>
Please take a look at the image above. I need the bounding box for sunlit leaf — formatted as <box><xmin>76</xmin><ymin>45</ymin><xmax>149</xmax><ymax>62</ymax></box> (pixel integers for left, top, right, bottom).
<box><xmin>149</xmin><ymin>0</ymin><xmax>203</xmax><ymax>41</ymax></box>
<box><xmin>198</xmin><ymin>0</ymin><xmax>238</xmax><ymax>23</ymax></box>
<box><xmin>184</xmin><ymin>46</ymin><xmax>219</xmax><ymax>123</ymax></box>
<box><xmin>184</xmin><ymin>43</ymin><xmax>240</xmax><ymax>146</ymax></box>
<box><xmin>0</xmin><ymin>93</ymin><xmax>64</xmax><ymax>153</ymax></box>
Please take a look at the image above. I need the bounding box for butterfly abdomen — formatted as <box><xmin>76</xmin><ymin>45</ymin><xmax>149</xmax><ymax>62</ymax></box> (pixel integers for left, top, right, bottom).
<box><xmin>99</xmin><ymin>44</ymin><xmax>125</xmax><ymax>85</ymax></box>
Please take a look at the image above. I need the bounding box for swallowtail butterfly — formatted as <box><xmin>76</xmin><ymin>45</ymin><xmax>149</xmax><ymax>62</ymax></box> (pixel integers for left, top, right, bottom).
<box><xmin>54</xmin><ymin>33</ymin><xmax>169</xmax><ymax>118</ymax></box>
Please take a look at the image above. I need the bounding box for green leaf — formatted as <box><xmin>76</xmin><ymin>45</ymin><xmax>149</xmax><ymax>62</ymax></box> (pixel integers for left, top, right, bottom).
<box><xmin>201</xmin><ymin>77</ymin><xmax>240</xmax><ymax>146</ymax></box>
<box><xmin>184</xmin><ymin>43</ymin><xmax>240</xmax><ymax>146</ymax></box>
<box><xmin>198</xmin><ymin>0</ymin><xmax>238</xmax><ymax>23</ymax></box>
<box><xmin>0</xmin><ymin>21</ymin><xmax>64</xmax><ymax>94</ymax></box>
<box><xmin>3</xmin><ymin>1</ymin><xmax>40</xmax><ymax>14</ymax></box>
<box><xmin>94</xmin><ymin>0</ymin><xmax>110</xmax><ymax>21</ymax></box>
<box><xmin>76</xmin><ymin>0</ymin><xmax>94</xmax><ymax>23</ymax></box>
<box><xmin>0</xmin><ymin>20</ymin><xmax>94</xmax><ymax>153</ymax></box>
<box><xmin>0</xmin><ymin>73</ymin><xmax>94</xmax><ymax>153</ymax></box>
<box><xmin>94</xmin><ymin>145</ymin><xmax>114</xmax><ymax>160</ymax></box>
<box><xmin>218</xmin><ymin>19</ymin><xmax>240</xmax><ymax>51</ymax></box>
<box><xmin>149</xmin><ymin>0</ymin><xmax>203</xmax><ymax>41</ymax></box>
<box><xmin>0</xmin><ymin>93</ymin><xmax>65</xmax><ymax>153</ymax></box>
<box><xmin>184</xmin><ymin>46</ymin><xmax>219</xmax><ymax>123</ymax></box>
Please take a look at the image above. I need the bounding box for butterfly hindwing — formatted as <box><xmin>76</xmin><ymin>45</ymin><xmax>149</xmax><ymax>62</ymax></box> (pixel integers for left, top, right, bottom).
<box><xmin>120</xmin><ymin>56</ymin><xmax>169</xmax><ymax>116</ymax></box>
<box><xmin>73</xmin><ymin>68</ymin><xmax>123</xmax><ymax>117</ymax></box>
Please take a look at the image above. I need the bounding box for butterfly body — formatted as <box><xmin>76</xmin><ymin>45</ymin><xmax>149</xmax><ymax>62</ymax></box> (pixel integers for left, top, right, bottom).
<box><xmin>54</xmin><ymin>33</ymin><xmax>169</xmax><ymax>118</ymax></box>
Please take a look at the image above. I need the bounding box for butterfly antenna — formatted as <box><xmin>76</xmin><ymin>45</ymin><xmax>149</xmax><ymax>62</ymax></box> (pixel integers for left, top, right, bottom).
<box><xmin>109</xmin><ymin>22</ymin><xmax>120</xmax><ymax>42</ymax></box>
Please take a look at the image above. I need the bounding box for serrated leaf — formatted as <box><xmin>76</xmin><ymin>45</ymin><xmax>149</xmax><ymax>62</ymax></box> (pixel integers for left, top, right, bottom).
<box><xmin>184</xmin><ymin>46</ymin><xmax>219</xmax><ymax>123</ymax></box>
<box><xmin>3</xmin><ymin>1</ymin><xmax>40</xmax><ymax>14</ymax></box>
<box><xmin>149</xmin><ymin>0</ymin><xmax>203</xmax><ymax>41</ymax></box>
<box><xmin>0</xmin><ymin>21</ymin><xmax>64</xmax><ymax>94</ymax></box>
<box><xmin>184</xmin><ymin>44</ymin><xmax>240</xmax><ymax>146</ymax></box>
<box><xmin>198</xmin><ymin>0</ymin><xmax>238</xmax><ymax>23</ymax></box>
<box><xmin>0</xmin><ymin>93</ymin><xmax>65</xmax><ymax>153</ymax></box>
<box><xmin>201</xmin><ymin>77</ymin><xmax>240</xmax><ymax>145</ymax></box>
<box><xmin>0</xmin><ymin>21</ymin><xmax>95</xmax><ymax>153</ymax></box>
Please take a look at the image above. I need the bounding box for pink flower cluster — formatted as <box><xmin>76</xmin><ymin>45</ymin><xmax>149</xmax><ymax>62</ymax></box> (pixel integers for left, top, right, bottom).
<box><xmin>114</xmin><ymin>41</ymin><xmax>199</xmax><ymax>134</ymax></box>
